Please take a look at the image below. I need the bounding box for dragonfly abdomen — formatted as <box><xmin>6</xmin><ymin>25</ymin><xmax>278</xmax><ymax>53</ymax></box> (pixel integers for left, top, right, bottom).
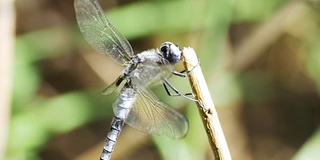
<box><xmin>101</xmin><ymin>117</ymin><xmax>124</xmax><ymax>160</ymax></box>
<box><xmin>101</xmin><ymin>87</ymin><xmax>137</xmax><ymax>160</ymax></box>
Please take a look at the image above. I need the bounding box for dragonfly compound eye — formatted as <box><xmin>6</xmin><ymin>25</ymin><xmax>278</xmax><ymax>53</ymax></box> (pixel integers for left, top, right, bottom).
<box><xmin>160</xmin><ymin>42</ymin><xmax>182</xmax><ymax>64</ymax></box>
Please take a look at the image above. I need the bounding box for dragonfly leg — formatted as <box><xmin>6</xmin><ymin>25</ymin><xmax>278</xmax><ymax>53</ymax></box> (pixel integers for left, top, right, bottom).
<box><xmin>172</xmin><ymin>70</ymin><xmax>187</xmax><ymax>77</ymax></box>
<box><xmin>172</xmin><ymin>60</ymin><xmax>200</xmax><ymax>77</ymax></box>
<box><xmin>166</xmin><ymin>61</ymin><xmax>200</xmax><ymax>101</ymax></box>
<box><xmin>163</xmin><ymin>78</ymin><xmax>197</xmax><ymax>102</ymax></box>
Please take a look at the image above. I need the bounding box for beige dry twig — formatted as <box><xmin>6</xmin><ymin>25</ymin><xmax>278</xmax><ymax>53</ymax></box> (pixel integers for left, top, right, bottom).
<box><xmin>182</xmin><ymin>47</ymin><xmax>232</xmax><ymax>160</ymax></box>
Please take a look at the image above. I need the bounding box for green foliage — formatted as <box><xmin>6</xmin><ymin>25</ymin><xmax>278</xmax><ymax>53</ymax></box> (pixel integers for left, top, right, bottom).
<box><xmin>233</xmin><ymin>0</ymin><xmax>288</xmax><ymax>22</ymax></box>
<box><xmin>304</xmin><ymin>35</ymin><xmax>320</xmax><ymax>93</ymax></box>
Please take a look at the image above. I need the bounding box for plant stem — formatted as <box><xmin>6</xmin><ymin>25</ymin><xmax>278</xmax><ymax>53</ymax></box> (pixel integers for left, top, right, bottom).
<box><xmin>182</xmin><ymin>47</ymin><xmax>232</xmax><ymax>160</ymax></box>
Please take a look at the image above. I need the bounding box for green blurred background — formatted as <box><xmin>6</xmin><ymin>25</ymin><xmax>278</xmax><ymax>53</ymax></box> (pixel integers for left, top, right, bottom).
<box><xmin>1</xmin><ymin>0</ymin><xmax>320</xmax><ymax>159</ymax></box>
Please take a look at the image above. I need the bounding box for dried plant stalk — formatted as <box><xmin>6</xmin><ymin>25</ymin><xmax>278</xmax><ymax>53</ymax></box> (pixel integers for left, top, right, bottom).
<box><xmin>182</xmin><ymin>47</ymin><xmax>231</xmax><ymax>160</ymax></box>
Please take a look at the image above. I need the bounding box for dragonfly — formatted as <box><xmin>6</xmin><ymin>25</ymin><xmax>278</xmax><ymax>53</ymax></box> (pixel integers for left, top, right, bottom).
<box><xmin>74</xmin><ymin>0</ymin><xmax>189</xmax><ymax>159</ymax></box>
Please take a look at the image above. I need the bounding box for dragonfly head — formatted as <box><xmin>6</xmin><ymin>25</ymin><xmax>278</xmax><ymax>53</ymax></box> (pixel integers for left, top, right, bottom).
<box><xmin>160</xmin><ymin>42</ymin><xmax>182</xmax><ymax>64</ymax></box>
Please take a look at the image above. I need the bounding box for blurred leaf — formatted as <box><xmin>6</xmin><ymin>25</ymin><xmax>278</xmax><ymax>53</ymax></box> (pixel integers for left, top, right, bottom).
<box><xmin>303</xmin><ymin>35</ymin><xmax>320</xmax><ymax>93</ymax></box>
<box><xmin>107</xmin><ymin>0</ymin><xmax>210</xmax><ymax>39</ymax></box>
<box><xmin>233</xmin><ymin>0</ymin><xmax>288</xmax><ymax>22</ymax></box>
<box><xmin>153</xmin><ymin>136</ymin><xmax>192</xmax><ymax>160</ymax></box>
<box><xmin>292</xmin><ymin>126</ymin><xmax>320</xmax><ymax>160</ymax></box>
<box><xmin>184</xmin><ymin>104</ymin><xmax>209</xmax><ymax>160</ymax></box>
<box><xmin>236</xmin><ymin>72</ymin><xmax>275</xmax><ymax>103</ymax></box>
<box><xmin>35</xmin><ymin>91</ymin><xmax>113</xmax><ymax>133</ymax></box>
<box><xmin>16</xmin><ymin>27</ymin><xmax>77</xmax><ymax>62</ymax></box>
<box><xmin>12</xmin><ymin>26</ymin><xmax>80</xmax><ymax>111</ymax></box>
<box><xmin>7</xmin><ymin>90</ymin><xmax>115</xmax><ymax>160</ymax></box>
<box><xmin>12</xmin><ymin>41</ymin><xmax>41</xmax><ymax>112</ymax></box>
<box><xmin>210</xmin><ymin>73</ymin><xmax>242</xmax><ymax>106</ymax></box>
<box><xmin>7</xmin><ymin>112</ymin><xmax>49</xmax><ymax>160</ymax></box>
<box><xmin>198</xmin><ymin>0</ymin><xmax>233</xmax><ymax>72</ymax></box>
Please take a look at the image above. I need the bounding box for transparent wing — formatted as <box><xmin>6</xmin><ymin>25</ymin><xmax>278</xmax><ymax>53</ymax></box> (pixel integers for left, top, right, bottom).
<box><xmin>124</xmin><ymin>86</ymin><xmax>188</xmax><ymax>139</ymax></box>
<box><xmin>74</xmin><ymin>0</ymin><xmax>133</xmax><ymax>65</ymax></box>
<box><xmin>101</xmin><ymin>74</ymin><xmax>125</xmax><ymax>95</ymax></box>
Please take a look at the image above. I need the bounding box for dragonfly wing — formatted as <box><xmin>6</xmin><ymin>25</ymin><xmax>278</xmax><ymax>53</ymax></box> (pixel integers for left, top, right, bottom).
<box><xmin>130</xmin><ymin>58</ymin><xmax>174</xmax><ymax>87</ymax></box>
<box><xmin>125</xmin><ymin>86</ymin><xmax>188</xmax><ymax>139</ymax></box>
<box><xmin>101</xmin><ymin>74</ymin><xmax>125</xmax><ymax>95</ymax></box>
<box><xmin>75</xmin><ymin>0</ymin><xmax>134</xmax><ymax>65</ymax></box>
